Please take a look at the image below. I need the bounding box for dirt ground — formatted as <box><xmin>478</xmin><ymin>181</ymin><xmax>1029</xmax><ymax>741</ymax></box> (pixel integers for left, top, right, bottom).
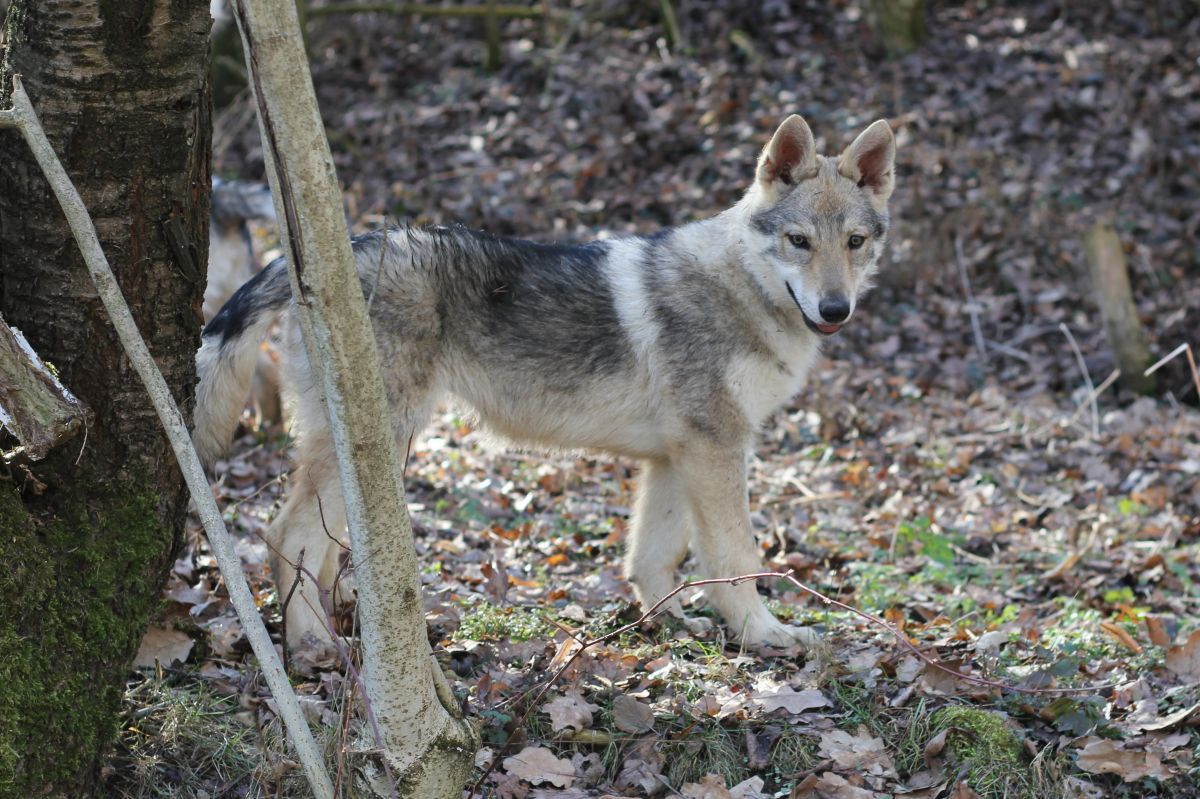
<box><xmin>105</xmin><ymin>1</ymin><xmax>1200</xmax><ymax>797</ymax></box>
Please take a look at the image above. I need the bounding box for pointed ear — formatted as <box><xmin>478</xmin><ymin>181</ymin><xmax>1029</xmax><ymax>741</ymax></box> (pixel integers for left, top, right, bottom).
<box><xmin>838</xmin><ymin>119</ymin><xmax>896</xmax><ymax>201</ymax></box>
<box><xmin>756</xmin><ymin>115</ymin><xmax>818</xmax><ymax>189</ymax></box>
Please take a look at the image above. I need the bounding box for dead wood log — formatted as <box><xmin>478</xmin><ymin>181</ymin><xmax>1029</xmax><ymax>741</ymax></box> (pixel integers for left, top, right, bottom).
<box><xmin>1083</xmin><ymin>220</ymin><xmax>1155</xmax><ymax>394</ymax></box>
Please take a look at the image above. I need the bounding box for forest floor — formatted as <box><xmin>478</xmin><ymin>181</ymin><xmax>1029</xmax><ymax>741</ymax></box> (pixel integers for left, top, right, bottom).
<box><xmin>103</xmin><ymin>1</ymin><xmax>1200</xmax><ymax>797</ymax></box>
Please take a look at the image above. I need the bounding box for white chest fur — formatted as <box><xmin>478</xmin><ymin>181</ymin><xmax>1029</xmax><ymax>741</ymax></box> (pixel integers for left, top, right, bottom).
<box><xmin>726</xmin><ymin>329</ymin><xmax>819</xmax><ymax>428</ymax></box>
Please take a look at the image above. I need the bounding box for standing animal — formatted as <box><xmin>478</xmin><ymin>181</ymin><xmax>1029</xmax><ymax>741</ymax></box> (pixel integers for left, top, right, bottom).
<box><xmin>195</xmin><ymin>115</ymin><xmax>897</xmax><ymax>650</ymax></box>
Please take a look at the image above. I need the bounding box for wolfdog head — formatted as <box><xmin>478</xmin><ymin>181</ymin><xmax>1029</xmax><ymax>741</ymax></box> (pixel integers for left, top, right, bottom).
<box><xmin>739</xmin><ymin>115</ymin><xmax>896</xmax><ymax>336</ymax></box>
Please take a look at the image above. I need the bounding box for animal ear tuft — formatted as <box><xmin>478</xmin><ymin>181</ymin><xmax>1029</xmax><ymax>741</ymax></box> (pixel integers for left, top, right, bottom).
<box><xmin>756</xmin><ymin>115</ymin><xmax>818</xmax><ymax>189</ymax></box>
<box><xmin>838</xmin><ymin>119</ymin><xmax>896</xmax><ymax>200</ymax></box>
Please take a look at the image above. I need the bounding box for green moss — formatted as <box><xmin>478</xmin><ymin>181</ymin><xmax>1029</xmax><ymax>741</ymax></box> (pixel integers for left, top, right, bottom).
<box><xmin>930</xmin><ymin>706</ymin><xmax>1027</xmax><ymax>798</ymax></box>
<box><xmin>456</xmin><ymin>602</ymin><xmax>552</xmax><ymax>643</ymax></box>
<box><xmin>0</xmin><ymin>472</ymin><xmax>172</xmax><ymax>797</ymax></box>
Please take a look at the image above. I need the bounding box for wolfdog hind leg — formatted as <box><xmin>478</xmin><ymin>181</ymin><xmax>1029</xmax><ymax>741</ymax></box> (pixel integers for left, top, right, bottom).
<box><xmin>266</xmin><ymin>430</ymin><xmax>347</xmax><ymax>651</ymax></box>
<box><xmin>626</xmin><ymin>458</ymin><xmax>693</xmax><ymax>619</ymax></box>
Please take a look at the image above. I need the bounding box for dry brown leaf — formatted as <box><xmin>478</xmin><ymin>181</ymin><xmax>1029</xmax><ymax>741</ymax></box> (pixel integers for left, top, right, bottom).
<box><xmin>679</xmin><ymin>774</ymin><xmax>766</xmax><ymax>799</ymax></box>
<box><xmin>682</xmin><ymin>774</ymin><xmax>732</xmax><ymax>799</ymax></box>
<box><xmin>729</xmin><ymin>776</ymin><xmax>767</xmax><ymax>799</ymax></box>
<box><xmin>615</xmin><ymin>756</ymin><xmax>664</xmax><ymax>795</ymax></box>
<box><xmin>818</xmin><ymin>727</ymin><xmax>897</xmax><ymax>777</ymax></box>
<box><xmin>917</xmin><ymin>659</ymin><xmax>971</xmax><ymax>695</ymax></box>
<box><xmin>1099</xmin><ymin>621</ymin><xmax>1142</xmax><ymax>653</ymax></box>
<box><xmin>543</xmin><ymin>691</ymin><xmax>599</xmax><ymax>733</ymax></box>
<box><xmin>612</xmin><ymin>693</ymin><xmax>655</xmax><ymax>733</ymax></box>
<box><xmin>133</xmin><ymin>625</ymin><xmax>193</xmax><ymax>669</ymax></box>
<box><xmin>1166</xmin><ymin>629</ymin><xmax>1200</xmax><ymax>681</ymax></box>
<box><xmin>503</xmin><ymin>746</ymin><xmax>576</xmax><ymax>788</ymax></box>
<box><xmin>792</xmin><ymin>771</ymin><xmax>876</xmax><ymax>799</ymax></box>
<box><xmin>1144</xmin><ymin>615</ymin><xmax>1173</xmax><ymax>647</ymax></box>
<box><xmin>894</xmin><ymin>769</ymin><xmax>946</xmax><ymax>797</ymax></box>
<box><xmin>1075</xmin><ymin>738</ymin><xmax>1174</xmax><ymax>782</ymax></box>
<box><xmin>1141</xmin><ymin>702</ymin><xmax>1200</xmax><ymax>732</ymax></box>
<box><xmin>923</xmin><ymin>728</ymin><xmax>949</xmax><ymax>770</ymax></box>
<box><xmin>751</xmin><ymin>685</ymin><xmax>830</xmax><ymax>715</ymax></box>
<box><xmin>895</xmin><ymin>655</ymin><xmax>924</xmax><ymax>683</ymax></box>
<box><xmin>948</xmin><ymin>781</ymin><xmax>983</xmax><ymax>798</ymax></box>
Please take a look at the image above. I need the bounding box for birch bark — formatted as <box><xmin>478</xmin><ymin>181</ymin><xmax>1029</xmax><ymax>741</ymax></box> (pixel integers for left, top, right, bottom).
<box><xmin>232</xmin><ymin>1</ymin><xmax>478</xmax><ymax>794</ymax></box>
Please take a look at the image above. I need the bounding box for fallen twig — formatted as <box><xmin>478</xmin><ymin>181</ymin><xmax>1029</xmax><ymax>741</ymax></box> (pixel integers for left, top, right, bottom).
<box><xmin>954</xmin><ymin>233</ymin><xmax>989</xmax><ymax>366</ymax></box>
<box><xmin>1144</xmin><ymin>341</ymin><xmax>1200</xmax><ymax>402</ymax></box>
<box><xmin>1059</xmin><ymin>322</ymin><xmax>1100</xmax><ymax>438</ymax></box>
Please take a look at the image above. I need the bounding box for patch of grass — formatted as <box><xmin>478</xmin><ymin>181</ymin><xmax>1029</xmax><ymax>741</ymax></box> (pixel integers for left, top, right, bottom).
<box><xmin>456</xmin><ymin>601</ymin><xmax>553</xmax><ymax>642</ymax></box>
<box><xmin>829</xmin><ymin>678</ymin><xmax>884</xmax><ymax>734</ymax></box>
<box><xmin>770</xmin><ymin>727</ymin><xmax>820</xmax><ymax>784</ymax></box>
<box><xmin>104</xmin><ymin>675</ymin><xmax>265</xmax><ymax>798</ymax></box>
<box><xmin>930</xmin><ymin>705</ymin><xmax>1027</xmax><ymax>798</ymax></box>
<box><xmin>1039</xmin><ymin>597</ymin><xmax>1126</xmax><ymax>661</ymax></box>
<box><xmin>893</xmin><ymin>698</ymin><xmax>936</xmax><ymax>775</ymax></box>
<box><xmin>661</xmin><ymin>722</ymin><xmax>745</xmax><ymax>787</ymax></box>
<box><xmin>107</xmin><ymin>670</ymin><xmax>353</xmax><ymax>799</ymax></box>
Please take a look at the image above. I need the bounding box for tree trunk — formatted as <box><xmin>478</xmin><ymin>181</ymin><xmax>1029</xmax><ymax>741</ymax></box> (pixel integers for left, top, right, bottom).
<box><xmin>0</xmin><ymin>2</ymin><xmax>210</xmax><ymax>795</ymax></box>
<box><xmin>868</xmin><ymin>0</ymin><xmax>925</xmax><ymax>57</ymax></box>
<box><xmin>1083</xmin><ymin>220</ymin><xmax>1156</xmax><ymax>395</ymax></box>
<box><xmin>232</xmin><ymin>1</ymin><xmax>478</xmax><ymax>794</ymax></box>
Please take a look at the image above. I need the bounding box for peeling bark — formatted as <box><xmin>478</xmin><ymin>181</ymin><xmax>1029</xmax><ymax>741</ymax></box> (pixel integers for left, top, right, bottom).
<box><xmin>0</xmin><ymin>315</ymin><xmax>92</xmax><ymax>460</ymax></box>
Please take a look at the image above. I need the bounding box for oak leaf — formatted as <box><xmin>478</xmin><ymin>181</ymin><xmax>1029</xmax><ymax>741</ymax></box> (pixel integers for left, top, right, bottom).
<box><xmin>504</xmin><ymin>746</ymin><xmax>576</xmax><ymax>788</ymax></box>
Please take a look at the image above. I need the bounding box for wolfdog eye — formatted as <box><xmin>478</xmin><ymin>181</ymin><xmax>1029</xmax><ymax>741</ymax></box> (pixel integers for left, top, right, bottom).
<box><xmin>847</xmin><ymin>234</ymin><xmax>866</xmax><ymax>249</ymax></box>
<box><xmin>787</xmin><ymin>234</ymin><xmax>811</xmax><ymax>250</ymax></box>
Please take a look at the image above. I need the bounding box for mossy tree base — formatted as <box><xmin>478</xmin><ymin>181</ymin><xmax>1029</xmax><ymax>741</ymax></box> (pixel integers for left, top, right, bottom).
<box><xmin>0</xmin><ymin>474</ymin><xmax>171</xmax><ymax>796</ymax></box>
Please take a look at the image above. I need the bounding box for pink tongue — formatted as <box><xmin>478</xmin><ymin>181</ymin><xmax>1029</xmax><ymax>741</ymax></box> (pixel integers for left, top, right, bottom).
<box><xmin>817</xmin><ymin>323</ymin><xmax>841</xmax><ymax>334</ymax></box>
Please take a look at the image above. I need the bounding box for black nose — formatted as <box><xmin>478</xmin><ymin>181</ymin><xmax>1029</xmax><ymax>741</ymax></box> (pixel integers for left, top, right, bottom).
<box><xmin>819</xmin><ymin>297</ymin><xmax>851</xmax><ymax>323</ymax></box>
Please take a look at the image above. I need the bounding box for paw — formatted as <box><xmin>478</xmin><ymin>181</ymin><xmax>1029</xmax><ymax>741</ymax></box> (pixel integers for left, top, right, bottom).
<box><xmin>284</xmin><ymin>605</ymin><xmax>336</xmax><ymax>651</ymax></box>
<box><xmin>738</xmin><ymin>614</ymin><xmax>818</xmax><ymax>651</ymax></box>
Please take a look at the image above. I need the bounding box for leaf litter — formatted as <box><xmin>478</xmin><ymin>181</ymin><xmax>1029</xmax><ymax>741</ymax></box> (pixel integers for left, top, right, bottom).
<box><xmin>106</xmin><ymin>0</ymin><xmax>1200</xmax><ymax>796</ymax></box>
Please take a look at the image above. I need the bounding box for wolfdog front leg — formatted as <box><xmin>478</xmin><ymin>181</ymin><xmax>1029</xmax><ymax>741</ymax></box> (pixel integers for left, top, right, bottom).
<box><xmin>674</xmin><ymin>443</ymin><xmax>808</xmax><ymax>648</ymax></box>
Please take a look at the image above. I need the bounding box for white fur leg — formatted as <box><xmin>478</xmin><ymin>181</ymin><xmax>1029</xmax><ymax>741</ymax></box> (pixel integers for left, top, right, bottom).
<box><xmin>267</xmin><ymin>436</ymin><xmax>346</xmax><ymax>649</ymax></box>
<box><xmin>675</xmin><ymin>444</ymin><xmax>812</xmax><ymax>650</ymax></box>
<box><xmin>626</xmin><ymin>458</ymin><xmax>692</xmax><ymax>618</ymax></box>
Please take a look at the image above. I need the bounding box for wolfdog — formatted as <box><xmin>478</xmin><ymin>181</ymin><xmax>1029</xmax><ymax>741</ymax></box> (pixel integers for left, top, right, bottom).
<box><xmin>195</xmin><ymin>115</ymin><xmax>897</xmax><ymax>650</ymax></box>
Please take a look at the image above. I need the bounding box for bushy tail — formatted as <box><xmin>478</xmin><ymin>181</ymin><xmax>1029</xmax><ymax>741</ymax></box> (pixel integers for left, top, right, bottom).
<box><xmin>193</xmin><ymin>257</ymin><xmax>290</xmax><ymax>466</ymax></box>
